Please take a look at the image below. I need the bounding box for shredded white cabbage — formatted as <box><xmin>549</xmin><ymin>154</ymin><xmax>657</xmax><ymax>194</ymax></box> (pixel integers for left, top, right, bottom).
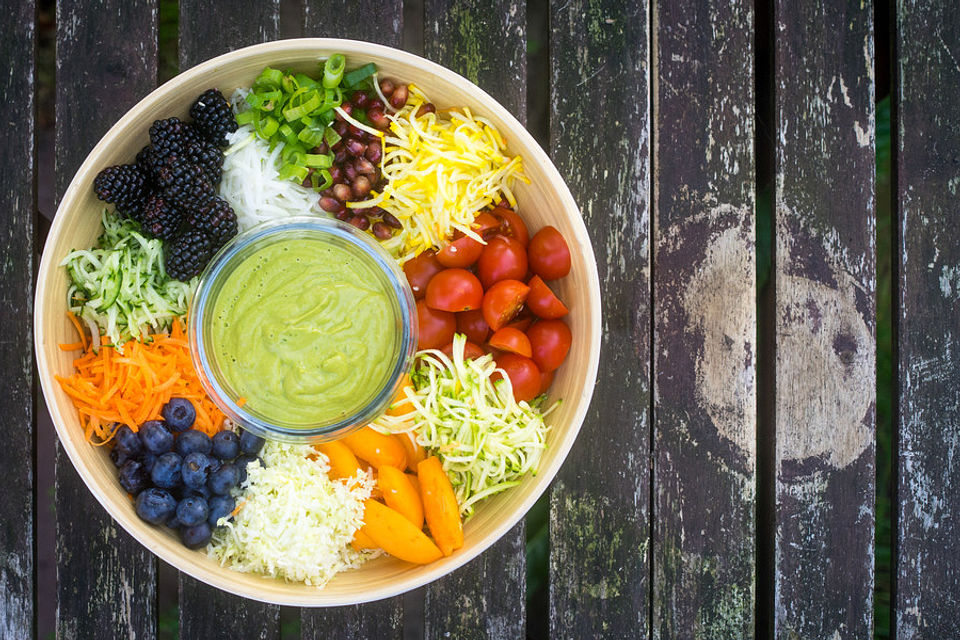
<box><xmin>208</xmin><ymin>442</ymin><xmax>376</xmax><ymax>586</ymax></box>
<box><xmin>218</xmin><ymin>90</ymin><xmax>325</xmax><ymax>231</ymax></box>
<box><xmin>374</xmin><ymin>335</ymin><xmax>556</xmax><ymax>516</ymax></box>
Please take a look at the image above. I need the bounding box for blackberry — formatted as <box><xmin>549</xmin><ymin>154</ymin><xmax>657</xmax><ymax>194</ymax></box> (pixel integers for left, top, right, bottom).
<box><xmin>190</xmin><ymin>89</ymin><xmax>237</xmax><ymax>147</ymax></box>
<box><xmin>140</xmin><ymin>194</ymin><xmax>184</xmax><ymax>240</ymax></box>
<box><xmin>165</xmin><ymin>231</ymin><xmax>213</xmax><ymax>281</ymax></box>
<box><xmin>187</xmin><ymin>197</ymin><xmax>237</xmax><ymax>249</ymax></box>
<box><xmin>181</xmin><ymin>138</ymin><xmax>223</xmax><ymax>184</ymax></box>
<box><xmin>139</xmin><ymin>119</ymin><xmax>204</xmax><ymax>181</ymax></box>
<box><xmin>93</xmin><ymin>164</ymin><xmax>149</xmax><ymax>215</ymax></box>
<box><xmin>156</xmin><ymin>156</ymin><xmax>214</xmax><ymax>210</ymax></box>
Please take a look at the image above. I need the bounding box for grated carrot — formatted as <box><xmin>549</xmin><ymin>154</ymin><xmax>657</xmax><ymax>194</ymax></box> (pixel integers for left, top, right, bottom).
<box><xmin>55</xmin><ymin>316</ymin><xmax>226</xmax><ymax>444</ymax></box>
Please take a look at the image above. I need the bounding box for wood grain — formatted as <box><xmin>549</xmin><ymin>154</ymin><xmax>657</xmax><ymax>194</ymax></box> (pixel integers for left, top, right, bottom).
<box><xmin>54</xmin><ymin>3</ymin><xmax>159</xmax><ymax>637</ymax></box>
<box><xmin>0</xmin><ymin>1</ymin><xmax>35</xmax><ymax>638</ymax></box>
<box><xmin>548</xmin><ymin>1</ymin><xmax>652</xmax><ymax>637</ymax></box>
<box><xmin>653</xmin><ymin>0</ymin><xmax>756</xmax><ymax>637</ymax></box>
<box><xmin>179</xmin><ymin>0</ymin><xmax>281</xmax><ymax>68</ymax></box>
<box><xmin>773</xmin><ymin>2</ymin><xmax>876</xmax><ymax>637</ymax></box>
<box><xmin>302</xmin><ymin>0</ymin><xmax>403</xmax><ymax>47</ymax></box>
<box><xmin>177</xmin><ymin>3</ymin><xmax>283</xmax><ymax>636</ymax></box>
<box><xmin>421</xmin><ymin>2</ymin><xmax>527</xmax><ymax>637</ymax></box>
<box><xmin>895</xmin><ymin>2</ymin><xmax>960</xmax><ymax>636</ymax></box>
<box><xmin>296</xmin><ymin>3</ymin><xmax>408</xmax><ymax>633</ymax></box>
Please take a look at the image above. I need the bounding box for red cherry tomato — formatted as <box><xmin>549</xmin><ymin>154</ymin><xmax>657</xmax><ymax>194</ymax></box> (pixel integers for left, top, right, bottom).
<box><xmin>539</xmin><ymin>369</ymin><xmax>556</xmax><ymax>395</ymax></box>
<box><xmin>426</xmin><ymin>268</ymin><xmax>484</xmax><ymax>312</ymax></box>
<box><xmin>527</xmin><ymin>319</ymin><xmax>572</xmax><ymax>372</ymax></box>
<box><xmin>470</xmin><ymin>212</ymin><xmax>501</xmax><ymax>238</ymax></box>
<box><xmin>494</xmin><ymin>353</ymin><xmax>541</xmax><ymax>402</ymax></box>
<box><xmin>503</xmin><ymin>314</ymin><xmax>534</xmax><ymax>333</ymax></box>
<box><xmin>488</xmin><ymin>327</ymin><xmax>533</xmax><ymax>357</ymax></box>
<box><xmin>477</xmin><ymin>235</ymin><xmax>528</xmax><ymax>289</ymax></box>
<box><xmin>441</xmin><ymin>340</ymin><xmax>486</xmax><ymax>360</ymax></box>
<box><xmin>416</xmin><ymin>299</ymin><xmax>456</xmax><ymax>350</ymax></box>
<box><xmin>404</xmin><ymin>250</ymin><xmax>444</xmax><ymax>299</ymax></box>
<box><xmin>482</xmin><ymin>279</ymin><xmax>530</xmax><ymax>331</ymax></box>
<box><xmin>526</xmin><ymin>275</ymin><xmax>569</xmax><ymax>319</ymax></box>
<box><xmin>528</xmin><ymin>226</ymin><xmax>571</xmax><ymax>280</ymax></box>
<box><xmin>492</xmin><ymin>207</ymin><xmax>529</xmax><ymax>246</ymax></box>
<box><xmin>436</xmin><ymin>234</ymin><xmax>483</xmax><ymax>268</ymax></box>
<box><xmin>456</xmin><ymin>309</ymin><xmax>491</xmax><ymax>344</ymax></box>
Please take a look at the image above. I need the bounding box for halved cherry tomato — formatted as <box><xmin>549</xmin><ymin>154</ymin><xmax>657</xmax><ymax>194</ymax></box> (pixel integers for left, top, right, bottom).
<box><xmin>527</xmin><ymin>319</ymin><xmax>572</xmax><ymax>372</ymax></box>
<box><xmin>494</xmin><ymin>353</ymin><xmax>541</xmax><ymax>402</ymax></box>
<box><xmin>489</xmin><ymin>327</ymin><xmax>533</xmax><ymax>357</ymax></box>
<box><xmin>526</xmin><ymin>275</ymin><xmax>569</xmax><ymax>319</ymax></box>
<box><xmin>539</xmin><ymin>369</ymin><xmax>556</xmax><ymax>395</ymax></box>
<box><xmin>482</xmin><ymin>279</ymin><xmax>530</xmax><ymax>331</ymax></box>
<box><xmin>477</xmin><ymin>235</ymin><xmax>528</xmax><ymax>289</ymax></box>
<box><xmin>528</xmin><ymin>226</ymin><xmax>571</xmax><ymax>280</ymax></box>
<box><xmin>416</xmin><ymin>299</ymin><xmax>456</xmax><ymax>350</ymax></box>
<box><xmin>456</xmin><ymin>309</ymin><xmax>491</xmax><ymax>344</ymax></box>
<box><xmin>471</xmin><ymin>212</ymin><xmax>501</xmax><ymax>238</ymax></box>
<box><xmin>436</xmin><ymin>234</ymin><xmax>483</xmax><ymax>268</ymax></box>
<box><xmin>404</xmin><ymin>250</ymin><xmax>444</xmax><ymax>299</ymax></box>
<box><xmin>426</xmin><ymin>268</ymin><xmax>484</xmax><ymax>312</ymax></box>
<box><xmin>492</xmin><ymin>207</ymin><xmax>529</xmax><ymax>246</ymax></box>
<box><xmin>441</xmin><ymin>340</ymin><xmax>486</xmax><ymax>360</ymax></box>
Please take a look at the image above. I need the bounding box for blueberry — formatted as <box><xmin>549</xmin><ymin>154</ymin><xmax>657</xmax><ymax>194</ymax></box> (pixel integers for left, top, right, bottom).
<box><xmin>207</xmin><ymin>464</ymin><xmax>240</xmax><ymax>495</ymax></box>
<box><xmin>211</xmin><ymin>430</ymin><xmax>241</xmax><ymax>460</ymax></box>
<box><xmin>176</xmin><ymin>496</ymin><xmax>209</xmax><ymax>527</ymax></box>
<box><xmin>239</xmin><ymin>429</ymin><xmax>265</xmax><ymax>455</ymax></box>
<box><xmin>162</xmin><ymin>397</ymin><xmax>196</xmax><ymax>432</ymax></box>
<box><xmin>174</xmin><ymin>429</ymin><xmax>212</xmax><ymax>457</ymax></box>
<box><xmin>135</xmin><ymin>488</ymin><xmax>177</xmax><ymax>525</ymax></box>
<box><xmin>141</xmin><ymin>453</ymin><xmax>158</xmax><ymax>474</ymax></box>
<box><xmin>139</xmin><ymin>420</ymin><xmax>174</xmax><ymax>455</ymax></box>
<box><xmin>110</xmin><ymin>448</ymin><xmax>133</xmax><ymax>468</ymax></box>
<box><xmin>181</xmin><ymin>522</ymin><xmax>213</xmax><ymax>549</ymax></box>
<box><xmin>165</xmin><ymin>512</ymin><xmax>182</xmax><ymax>530</ymax></box>
<box><xmin>114</xmin><ymin>425</ymin><xmax>142</xmax><ymax>456</ymax></box>
<box><xmin>150</xmin><ymin>452</ymin><xmax>183</xmax><ymax>489</ymax></box>
<box><xmin>181</xmin><ymin>452</ymin><xmax>217</xmax><ymax>490</ymax></box>
<box><xmin>183</xmin><ymin>484</ymin><xmax>212</xmax><ymax>501</ymax></box>
<box><xmin>207</xmin><ymin>495</ymin><xmax>236</xmax><ymax>528</ymax></box>
<box><xmin>234</xmin><ymin>454</ymin><xmax>262</xmax><ymax>484</ymax></box>
<box><xmin>118</xmin><ymin>459</ymin><xmax>148</xmax><ymax>494</ymax></box>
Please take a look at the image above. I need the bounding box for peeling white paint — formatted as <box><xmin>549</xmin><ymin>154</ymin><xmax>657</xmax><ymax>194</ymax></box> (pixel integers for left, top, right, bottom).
<box><xmin>853</xmin><ymin>121</ymin><xmax>871</xmax><ymax>147</ymax></box>
<box><xmin>939</xmin><ymin>264</ymin><xmax>960</xmax><ymax>299</ymax></box>
<box><xmin>683</xmin><ymin>205</ymin><xmax>756</xmax><ymax>457</ymax></box>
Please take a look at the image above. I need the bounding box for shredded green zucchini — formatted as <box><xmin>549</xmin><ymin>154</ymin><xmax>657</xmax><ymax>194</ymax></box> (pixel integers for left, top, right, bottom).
<box><xmin>375</xmin><ymin>334</ymin><xmax>558</xmax><ymax>517</ymax></box>
<box><xmin>61</xmin><ymin>210</ymin><xmax>197</xmax><ymax>351</ymax></box>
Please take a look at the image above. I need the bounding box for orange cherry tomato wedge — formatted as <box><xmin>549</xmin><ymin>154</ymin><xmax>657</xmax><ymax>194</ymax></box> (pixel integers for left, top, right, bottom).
<box><xmin>482</xmin><ymin>279</ymin><xmax>530</xmax><ymax>331</ymax></box>
<box><xmin>488</xmin><ymin>327</ymin><xmax>533</xmax><ymax>357</ymax></box>
<box><xmin>526</xmin><ymin>275</ymin><xmax>569</xmax><ymax>319</ymax></box>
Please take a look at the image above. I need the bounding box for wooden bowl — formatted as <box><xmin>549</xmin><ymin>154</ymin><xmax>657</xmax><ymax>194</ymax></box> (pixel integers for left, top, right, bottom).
<box><xmin>35</xmin><ymin>38</ymin><xmax>601</xmax><ymax>606</ymax></box>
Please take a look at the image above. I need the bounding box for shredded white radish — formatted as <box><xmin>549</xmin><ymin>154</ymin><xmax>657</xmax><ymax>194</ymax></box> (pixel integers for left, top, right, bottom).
<box><xmin>219</xmin><ymin>90</ymin><xmax>326</xmax><ymax>231</ymax></box>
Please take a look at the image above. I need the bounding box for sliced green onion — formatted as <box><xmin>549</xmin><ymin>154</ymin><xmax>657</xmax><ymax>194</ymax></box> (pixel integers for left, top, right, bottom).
<box><xmin>235</xmin><ymin>110</ymin><xmax>256</xmax><ymax>125</ymax></box>
<box><xmin>278</xmin><ymin>164</ymin><xmax>309</xmax><ymax>182</ymax></box>
<box><xmin>283</xmin><ymin>90</ymin><xmax>322</xmax><ymax>121</ymax></box>
<box><xmin>343</xmin><ymin>62</ymin><xmax>377</xmax><ymax>88</ymax></box>
<box><xmin>311</xmin><ymin>169</ymin><xmax>333</xmax><ymax>190</ymax></box>
<box><xmin>254</xmin><ymin>67</ymin><xmax>283</xmax><ymax>89</ymax></box>
<box><xmin>303</xmin><ymin>153</ymin><xmax>333</xmax><ymax>168</ymax></box>
<box><xmin>323</xmin><ymin>127</ymin><xmax>342</xmax><ymax>148</ymax></box>
<box><xmin>297</xmin><ymin>126</ymin><xmax>325</xmax><ymax>147</ymax></box>
<box><xmin>323</xmin><ymin>54</ymin><xmax>346</xmax><ymax>88</ymax></box>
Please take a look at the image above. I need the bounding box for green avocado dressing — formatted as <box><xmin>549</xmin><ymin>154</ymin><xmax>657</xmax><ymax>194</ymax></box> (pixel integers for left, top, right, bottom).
<box><xmin>210</xmin><ymin>237</ymin><xmax>397</xmax><ymax>427</ymax></box>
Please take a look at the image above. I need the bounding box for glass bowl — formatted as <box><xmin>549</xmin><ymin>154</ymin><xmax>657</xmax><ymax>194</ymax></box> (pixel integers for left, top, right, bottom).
<box><xmin>188</xmin><ymin>216</ymin><xmax>417</xmax><ymax>443</ymax></box>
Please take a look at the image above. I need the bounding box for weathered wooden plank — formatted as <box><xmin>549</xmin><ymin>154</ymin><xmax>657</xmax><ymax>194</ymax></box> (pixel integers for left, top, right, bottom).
<box><xmin>0</xmin><ymin>1</ymin><xmax>35</xmax><ymax>638</ymax></box>
<box><xmin>547</xmin><ymin>1</ymin><xmax>651</xmax><ymax>637</ymax></box>
<box><xmin>652</xmin><ymin>1</ymin><xmax>756</xmax><ymax>637</ymax></box>
<box><xmin>773</xmin><ymin>2</ymin><xmax>876</xmax><ymax>638</ymax></box>
<box><xmin>302</xmin><ymin>0</ymin><xmax>402</xmax><ymax>47</ymax></box>
<box><xmin>894</xmin><ymin>2</ymin><xmax>960</xmax><ymax>637</ymax></box>
<box><xmin>54</xmin><ymin>2</ymin><xmax>159</xmax><ymax>638</ymax></box>
<box><xmin>179</xmin><ymin>0</ymin><xmax>280</xmax><ymax>67</ymax></box>
<box><xmin>297</xmin><ymin>3</ymin><xmax>408</xmax><ymax>635</ymax></box>
<box><xmin>176</xmin><ymin>3</ymin><xmax>284</xmax><ymax>636</ymax></box>
<box><xmin>418</xmin><ymin>3</ymin><xmax>527</xmax><ymax>638</ymax></box>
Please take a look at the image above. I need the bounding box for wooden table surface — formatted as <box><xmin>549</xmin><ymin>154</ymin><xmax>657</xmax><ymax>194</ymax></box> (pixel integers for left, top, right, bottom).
<box><xmin>2</xmin><ymin>0</ymin><xmax>958</xmax><ymax>638</ymax></box>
